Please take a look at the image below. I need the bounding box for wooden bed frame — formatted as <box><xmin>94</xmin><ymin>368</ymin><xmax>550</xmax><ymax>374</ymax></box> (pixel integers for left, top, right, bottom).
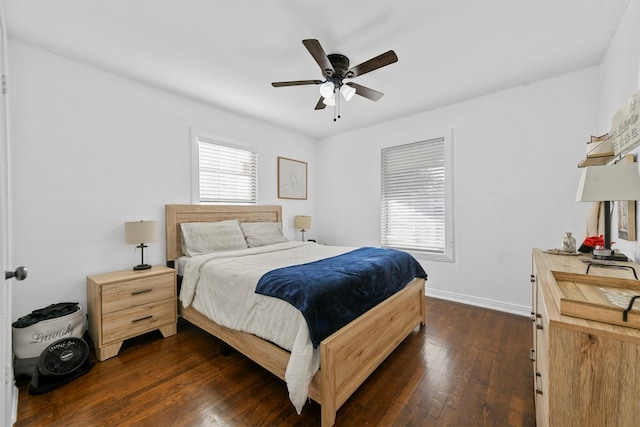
<box><xmin>165</xmin><ymin>204</ymin><xmax>426</xmax><ymax>427</ymax></box>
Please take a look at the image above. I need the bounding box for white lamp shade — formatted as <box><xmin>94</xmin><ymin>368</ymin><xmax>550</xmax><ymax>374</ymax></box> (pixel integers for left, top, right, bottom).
<box><xmin>294</xmin><ymin>215</ymin><xmax>311</xmax><ymax>230</ymax></box>
<box><xmin>319</xmin><ymin>81</ymin><xmax>335</xmax><ymax>98</ymax></box>
<box><xmin>322</xmin><ymin>95</ymin><xmax>336</xmax><ymax>106</ymax></box>
<box><xmin>576</xmin><ymin>163</ymin><xmax>640</xmax><ymax>202</ymax></box>
<box><xmin>125</xmin><ymin>220</ymin><xmax>158</xmax><ymax>244</ymax></box>
<box><xmin>340</xmin><ymin>84</ymin><xmax>356</xmax><ymax>101</ymax></box>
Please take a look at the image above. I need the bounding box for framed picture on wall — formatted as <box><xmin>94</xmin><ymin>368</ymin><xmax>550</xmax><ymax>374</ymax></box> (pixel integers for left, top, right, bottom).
<box><xmin>617</xmin><ymin>154</ymin><xmax>637</xmax><ymax>241</ymax></box>
<box><xmin>278</xmin><ymin>156</ymin><xmax>307</xmax><ymax>200</ymax></box>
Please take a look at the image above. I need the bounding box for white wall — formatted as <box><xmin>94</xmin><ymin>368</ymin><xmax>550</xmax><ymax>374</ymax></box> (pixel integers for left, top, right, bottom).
<box><xmin>598</xmin><ymin>0</ymin><xmax>640</xmax><ymax>262</ymax></box>
<box><xmin>8</xmin><ymin>40</ymin><xmax>318</xmax><ymax>319</ymax></box>
<box><xmin>11</xmin><ymin>2</ymin><xmax>640</xmax><ymax>320</ymax></box>
<box><xmin>316</xmin><ymin>68</ymin><xmax>598</xmax><ymax>314</ymax></box>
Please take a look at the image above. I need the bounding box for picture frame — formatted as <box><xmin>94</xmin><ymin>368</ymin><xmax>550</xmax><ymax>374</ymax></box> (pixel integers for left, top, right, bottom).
<box><xmin>617</xmin><ymin>154</ymin><xmax>637</xmax><ymax>241</ymax></box>
<box><xmin>278</xmin><ymin>156</ymin><xmax>307</xmax><ymax>200</ymax></box>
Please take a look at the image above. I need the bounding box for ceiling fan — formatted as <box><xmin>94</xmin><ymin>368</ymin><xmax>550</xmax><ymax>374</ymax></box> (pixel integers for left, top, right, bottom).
<box><xmin>271</xmin><ymin>39</ymin><xmax>398</xmax><ymax>120</ymax></box>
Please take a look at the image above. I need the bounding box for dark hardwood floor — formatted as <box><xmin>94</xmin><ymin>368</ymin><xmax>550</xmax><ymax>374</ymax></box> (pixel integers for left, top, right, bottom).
<box><xmin>15</xmin><ymin>298</ymin><xmax>535</xmax><ymax>426</ymax></box>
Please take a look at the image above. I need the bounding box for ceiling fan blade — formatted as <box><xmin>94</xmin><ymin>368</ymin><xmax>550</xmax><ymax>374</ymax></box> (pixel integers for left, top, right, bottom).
<box><xmin>314</xmin><ymin>97</ymin><xmax>327</xmax><ymax>110</ymax></box>
<box><xmin>346</xmin><ymin>50</ymin><xmax>398</xmax><ymax>78</ymax></box>
<box><xmin>302</xmin><ymin>39</ymin><xmax>335</xmax><ymax>77</ymax></box>
<box><xmin>272</xmin><ymin>80</ymin><xmax>323</xmax><ymax>87</ymax></box>
<box><xmin>346</xmin><ymin>82</ymin><xmax>384</xmax><ymax>101</ymax></box>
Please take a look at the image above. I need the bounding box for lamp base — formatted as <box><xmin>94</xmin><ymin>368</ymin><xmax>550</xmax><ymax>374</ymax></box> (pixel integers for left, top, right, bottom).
<box><xmin>592</xmin><ymin>252</ymin><xmax>629</xmax><ymax>262</ymax></box>
<box><xmin>133</xmin><ymin>243</ymin><xmax>151</xmax><ymax>270</ymax></box>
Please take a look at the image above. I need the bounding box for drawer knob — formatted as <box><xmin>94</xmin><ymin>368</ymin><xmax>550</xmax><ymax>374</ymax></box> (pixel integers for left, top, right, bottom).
<box><xmin>131</xmin><ymin>288</ymin><xmax>153</xmax><ymax>296</ymax></box>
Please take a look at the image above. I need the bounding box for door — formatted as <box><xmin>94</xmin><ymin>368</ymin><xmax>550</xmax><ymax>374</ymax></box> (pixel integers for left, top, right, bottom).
<box><xmin>1</xmin><ymin>11</ymin><xmax>19</xmax><ymax>427</ymax></box>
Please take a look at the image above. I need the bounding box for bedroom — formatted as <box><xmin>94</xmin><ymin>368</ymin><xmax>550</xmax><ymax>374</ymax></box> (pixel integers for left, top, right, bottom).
<box><xmin>2</xmin><ymin>0</ymin><xmax>640</xmax><ymax>426</ymax></box>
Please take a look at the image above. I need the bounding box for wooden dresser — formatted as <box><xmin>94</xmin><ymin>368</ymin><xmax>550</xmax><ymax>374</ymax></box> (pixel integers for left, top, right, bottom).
<box><xmin>531</xmin><ymin>249</ymin><xmax>640</xmax><ymax>426</ymax></box>
<box><xmin>87</xmin><ymin>265</ymin><xmax>177</xmax><ymax>361</ymax></box>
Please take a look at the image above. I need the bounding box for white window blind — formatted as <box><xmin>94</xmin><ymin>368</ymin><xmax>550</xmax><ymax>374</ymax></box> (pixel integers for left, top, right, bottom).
<box><xmin>197</xmin><ymin>136</ymin><xmax>258</xmax><ymax>204</ymax></box>
<box><xmin>381</xmin><ymin>137</ymin><xmax>451</xmax><ymax>260</ymax></box>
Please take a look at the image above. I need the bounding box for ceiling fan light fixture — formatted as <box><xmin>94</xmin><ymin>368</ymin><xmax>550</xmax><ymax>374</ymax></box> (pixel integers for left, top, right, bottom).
<box><xmin>319</xmin><ymin>81</ymin><xmax>335</xmax><ymax>98</ymax></box>
<box><xmin>340</xmin><ymin>84</ymin><xmax>356</xmax><ymax>101</ymax></box>
<box><xmin>271</xmin><ymin>39</ymin><xmax>398</xmax><ymax>122</ymax></box>
<box><xmin>322</xmin><ymin>95</ymin><xmax>336</xmax><ymax>106</ymax></box>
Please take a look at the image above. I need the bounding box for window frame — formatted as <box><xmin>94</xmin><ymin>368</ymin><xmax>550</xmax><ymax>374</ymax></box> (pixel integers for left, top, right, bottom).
<box><xmin>191</xmin><ymin>129</ymin><xmax>258</xmax><ymax>205</ymax></box>
<box><xmin>380</xmin><ymin>132</ymin><xmax>454</xmax><ymax>262</ymax></box>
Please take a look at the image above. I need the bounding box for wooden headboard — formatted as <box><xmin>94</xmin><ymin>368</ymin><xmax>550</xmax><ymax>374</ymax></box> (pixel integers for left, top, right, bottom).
<box><xmin>165</xmin><ymin>204</ymin><xmax>283</xmax><ymax>261</ymax></box>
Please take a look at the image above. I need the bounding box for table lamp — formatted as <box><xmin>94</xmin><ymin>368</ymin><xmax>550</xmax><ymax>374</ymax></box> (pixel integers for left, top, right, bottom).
<box><xmin>576</xmin><ymin>163</ymin><xmax>640</xmax><ymax>260</ymax></box>
<box><xmin>125</xmin><ymin>220</ymin><xmax>158</xmax><ymax>270</ymax></box>
<box><xmin>294</xmin><ymin>215</ymin><xmax>311</xmax><ymax>241</ymax></box>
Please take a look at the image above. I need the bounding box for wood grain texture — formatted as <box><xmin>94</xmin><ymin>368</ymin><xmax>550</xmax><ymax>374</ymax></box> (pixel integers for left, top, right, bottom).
<box><xmin>102</xmin><ymin>273</ymin><xmax>175</xmax><ymax>313</ymax></box>
<box><xmin>86</xmin><ymin>266</ymin><xmax>177</xmax><ymax>361</ymax></box>
<box><xmin>532</xmin><ymin>249</ymin><xmax>640</xmax><ymax>426</ymax></box>
<box><xmin>102</xmin><ymin>299</ymin><xmax>176</xmax><ymax>343</ymax></box>
<box><xmin>535</xmin><ymin>277</ymin><xmax>550</xmax><ymax>426</ymax></box>
<box><xmin>14</xmin><ymin>298</ymin><xmax>535</xmax><ymax>427</ymax></box>
<box><xmin>552</xmin><ymin>271</ymin><xmax>640</xmax><ymax>329</ymax></box>
<box><xmin>549</xmin><ymin>327</ymin><xmax>640</xmax><ymax>426</ymax></box>
<box><xmin>165</xmin><ymin>204</ymin><xmax>282</xmax><ymax>261</ymax></box>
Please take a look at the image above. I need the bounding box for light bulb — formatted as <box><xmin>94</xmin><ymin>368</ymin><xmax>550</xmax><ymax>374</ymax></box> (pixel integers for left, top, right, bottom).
<box><xmin>323</xmin><ymin>95</ymin><xmax>336</xmax><ymax>106</ymax></box>
<box><xmin>319</xmin><ymin>81</ymin><xmax>335</xmax><ymax>98</ymax></box>
<box><xmin>340</xmin><ymin>84</ymin><xmax>356</xmax><ymax>101</ymax></box>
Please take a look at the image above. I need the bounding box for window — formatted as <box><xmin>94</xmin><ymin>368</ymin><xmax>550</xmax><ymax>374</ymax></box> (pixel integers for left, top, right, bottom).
<box><xmin>381</xmin><ymin>136</ymin><xmax>453</xmax><ymax>262</ymax></box>
<box><xmin>192</xmin><ymin>133</ymin><xmax>258</xmax><ymax>204</ymax></box>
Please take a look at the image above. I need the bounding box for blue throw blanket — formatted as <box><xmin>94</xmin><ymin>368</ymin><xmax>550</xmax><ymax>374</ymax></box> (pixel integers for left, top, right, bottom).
<box><xmin>255</xmin><ymin>247</ymin><xmax>427</xmax><ymax>347</ymax></box>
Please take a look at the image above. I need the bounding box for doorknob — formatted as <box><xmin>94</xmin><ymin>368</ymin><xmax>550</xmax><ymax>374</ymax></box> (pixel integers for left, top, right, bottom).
<box><xmin>5</xmin><ymin>266</ymin><xmax>27</xmax><ymax>281</ymax></box>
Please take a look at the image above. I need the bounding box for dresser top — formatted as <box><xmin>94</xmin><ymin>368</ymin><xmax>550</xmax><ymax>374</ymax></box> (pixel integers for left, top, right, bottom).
<box><xmin>533</xmin><ymin>248</ymin><xmax>640</xmax><ymax>343</ymax></box>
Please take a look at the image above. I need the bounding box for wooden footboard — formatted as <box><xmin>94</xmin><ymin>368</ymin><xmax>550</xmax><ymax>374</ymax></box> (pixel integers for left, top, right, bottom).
<box><xmin>318</xmin><ymin>277</ymin><xmax>425</xmax><ymax>427</ymax></box>
<box><xmin>179</xmin><ymin>277</ymin><xmax>425</xmax><ymax>427</ymax></box>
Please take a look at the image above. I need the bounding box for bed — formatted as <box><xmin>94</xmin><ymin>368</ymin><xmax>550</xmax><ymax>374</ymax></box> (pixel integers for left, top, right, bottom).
<box><xmin>165</xmin><ymin>204</ymin><xmax>427</xmax><ymax>427</ymax></box>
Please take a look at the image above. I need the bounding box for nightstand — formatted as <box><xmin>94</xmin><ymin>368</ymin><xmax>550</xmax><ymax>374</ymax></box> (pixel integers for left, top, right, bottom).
<box><xmin>87</xmin><ymin>265</ymin><xmax>177</xmax><ymax>361</ymax></box>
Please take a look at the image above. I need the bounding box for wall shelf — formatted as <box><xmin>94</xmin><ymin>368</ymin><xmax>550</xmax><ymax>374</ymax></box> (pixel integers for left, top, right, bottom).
<box><xmin>578</xmin><ymin>155</ymin><xmax>616</xmax><ymax>168</ymax></box>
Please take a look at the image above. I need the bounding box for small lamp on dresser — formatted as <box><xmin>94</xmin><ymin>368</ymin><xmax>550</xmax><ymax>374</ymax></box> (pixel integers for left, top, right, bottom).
<box><xmin>294</xmin><ymin>215</ymin><xmax>311</xmax><ymax>241</ymax></box>
<box><xmin>576</xmin><ymin>162</ymin><xmax>640</xmax><ymax>260</ymax></box>
<box><xmin>125</xmin><ymin>220</ymin><xmax>158</xmax><ymax>270</ymax></box>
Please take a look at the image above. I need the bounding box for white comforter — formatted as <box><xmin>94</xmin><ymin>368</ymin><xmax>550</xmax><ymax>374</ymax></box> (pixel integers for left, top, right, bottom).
<box><xmin>180</xmin><ymin>241</ymin><xmax>353</xmax><ymax>413</ymax></box>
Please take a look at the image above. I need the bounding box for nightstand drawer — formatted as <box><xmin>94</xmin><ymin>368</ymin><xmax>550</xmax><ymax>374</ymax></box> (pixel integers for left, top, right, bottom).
<box><xmin>102</xmin><ymin>298</ymin><xmax>175</xmax><ymax>344</ymax></box>
<box><xmin>87</xmin><ymin>266</ymin><xmax>177</xmax><ymax>361</ymax></box>
<box><xmin>102</xmin><ymin>273</ymin><xmax>174</xmax><ymax>314</ymax></box>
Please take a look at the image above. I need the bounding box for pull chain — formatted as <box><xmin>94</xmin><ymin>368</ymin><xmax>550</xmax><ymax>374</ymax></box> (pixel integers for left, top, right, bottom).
<box><xmin>333</xmin><ymin>86</ymin><xmax>341</xmax><ymax>122</ymax></box>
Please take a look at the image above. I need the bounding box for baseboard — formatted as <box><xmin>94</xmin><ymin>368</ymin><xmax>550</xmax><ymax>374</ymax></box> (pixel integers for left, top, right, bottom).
<box><xmin>425</xmin><ymin>288</ymin><xmax>530</xmax><ymax>317</ymax></box>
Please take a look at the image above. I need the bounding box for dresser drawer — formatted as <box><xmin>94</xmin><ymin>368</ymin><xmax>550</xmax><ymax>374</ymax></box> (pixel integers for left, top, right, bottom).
<box><xmin>102</xmin><ymin>298</ymin><xmax>175</xmax><ymax>344</ymax></box>
<box><xmin>102</xmin><ymin>272</ymin><xmax>174</xmax><ymax>314</ymax></box>
<box><xmin>535</xmin><ymin>273</ymin><xmax>550</xmax><ymax>426</ymax></box>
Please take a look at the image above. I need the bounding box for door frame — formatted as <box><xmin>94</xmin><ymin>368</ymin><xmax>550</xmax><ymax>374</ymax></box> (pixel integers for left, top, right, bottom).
<box><xmin>0</xmin><ymin>9</ymin><xmax>18</xmax><ymax>426</ymax></box>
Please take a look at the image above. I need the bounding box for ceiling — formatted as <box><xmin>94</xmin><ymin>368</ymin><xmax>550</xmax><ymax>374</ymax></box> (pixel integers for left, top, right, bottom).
<box><xmin>2</xmin><ymin>0</ymin><xmax>630</xmax><ymax>140</ymax></box>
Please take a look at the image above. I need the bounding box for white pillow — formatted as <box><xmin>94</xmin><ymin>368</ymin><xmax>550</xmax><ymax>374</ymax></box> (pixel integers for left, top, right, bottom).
<box><xmin>180</xmin><ymin>219</ymin><xmax>248</xmax><ymax>256</ymax></box>
<box><xmin>240</xmin><ymin>222</ymin><xmax>288</xmax><ymax>248</ymax></box>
